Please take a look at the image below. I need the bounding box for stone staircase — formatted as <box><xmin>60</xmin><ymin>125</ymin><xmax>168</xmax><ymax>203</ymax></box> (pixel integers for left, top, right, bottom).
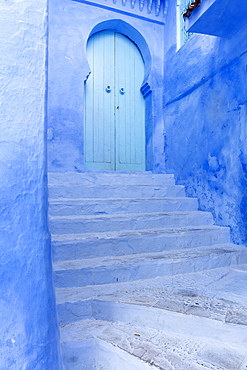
<box><xmin>48</xmin><ymin>172</ymin><xmax>247</xmax><ymax>370</ymax></box>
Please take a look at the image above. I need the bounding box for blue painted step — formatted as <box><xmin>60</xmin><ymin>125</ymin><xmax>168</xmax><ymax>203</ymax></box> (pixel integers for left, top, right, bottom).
<box><xmin>49</xmin><ymin>184</ymin><xmax>186</xmax><ymax>199</ymax></box>
<box><xmin>53</xmin><ymin>244</ymin><xmax>247</xmax><ymax>288</ymax></box>
<box><xmin>49</xmin><ymin>211</ymin><xmax>214</xmax><ymax>234</ymax></box>
<box><xmin>48</xmin><ymin>172</ymin><xmax>175</xmax><ymax>186</ymax></box>
<box><xmin>52</xmin><ymin>225</ymin><xmax>231</xmax><ymax>261</ymax></box>
<box><xmin>49</xmin><ymin>197</ymin><xmax>198</xmax><ymax>216</ymax></box>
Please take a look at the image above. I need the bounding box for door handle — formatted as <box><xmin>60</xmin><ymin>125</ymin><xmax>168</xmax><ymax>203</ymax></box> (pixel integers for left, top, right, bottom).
<box><xmin>106</xmin><ymin>86</ymin><xmax>111</xmax><ymax>93</ymax></box>
<box><xmin>120</xmin><ymin>88</ymin><xmax>125</xmax><ymax>95</ymax></box>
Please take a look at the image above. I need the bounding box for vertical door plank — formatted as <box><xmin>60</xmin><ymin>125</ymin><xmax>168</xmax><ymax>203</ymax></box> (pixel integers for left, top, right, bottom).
<box><xmin>85</xmin><ymin>31</ymin><xmax>115</xmax><ymax>170</ymax></box>
<box><xmin>115</xmin><ymin>32</ymin><xmax>145</xmax><ymax>171</ymax></box>
<box><xmin>93</xmin><ymin>32</ymin><xmax>104</xmax><ymax>163</ymax></box>
<box><xmin>103</xmin><ymin>32</ymin><xmax>115</xmax><ymax>164</ymax></box>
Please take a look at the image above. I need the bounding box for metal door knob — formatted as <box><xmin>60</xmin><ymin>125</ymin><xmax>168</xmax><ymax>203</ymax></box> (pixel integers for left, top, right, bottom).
<box><xmin>106</xmin><ymin>86</ymin><xmax>111</xmax><ymax>93</ymax></box>
<box><xmin>120</xmin><ymin>88</ymin><xmax>125</xmax><ymax>95</ymax></box>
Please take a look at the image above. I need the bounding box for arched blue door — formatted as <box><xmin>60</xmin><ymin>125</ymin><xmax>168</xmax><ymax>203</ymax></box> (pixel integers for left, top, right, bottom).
<box><xmin>85</xmin><ymin>31</ymin><xmax>145</xmax><ymax>171</ymax></box>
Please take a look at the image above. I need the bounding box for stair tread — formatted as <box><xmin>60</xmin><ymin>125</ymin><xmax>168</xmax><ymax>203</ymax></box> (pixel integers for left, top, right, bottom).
<box><xmin>49</xmin><ymin>171</ymin><xmax>168</xmax><ymax>175</ymax></box>
<box><xmin>53</xmin><ymin>243</ymin><xmax>245</xmax><ymax>271</ymax></box>
<box><xmin>51</xmin><ymin>224</ymin><xmax>230</xmax><ymax>242</ymax></box>
<box><xmin>48</xmin><ymin>172</ymin><xmax>175</xmax><ymax>183</ymax></box>
<box><xmin>49</xmin><ymin>183</ymin><xmax>181</xmax><ymax>187</ymax></box>
<box><xmin>49</xmin><ymin>172</ymin><xmax>171</xmax><ymax>178</ymax></box>
<box><xmin>49</xmin><ymin>196</ymin><xmax>196</xmax><ymax>202</ymax></box>
<box><xmin>61</xmin><ymin>316</ymin><xmax>247</xmax><ymax>349</ymax></box>
<box><xmin>60</xmin><ymin>318</ymin><xmax>247</xmax><ymax>369</ymax></box>
<box><xmin>49</xmin><ymin>183</ymin><xmax>186</xmax><ymax>199</ymax></box>
<box><xmin>56</xmin><ymin>264</ymin><xmax>247</xmax><ymax>323</ymax></box>
<box><xmin>50</xmin><ymin>210</ymin><xmax>212</xmax><ymax>220</ymax></box>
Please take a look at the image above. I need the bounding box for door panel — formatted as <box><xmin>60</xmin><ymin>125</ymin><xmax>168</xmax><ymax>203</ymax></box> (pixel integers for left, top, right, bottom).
<box><xmin>85</xmin><ymin>31</ymin><xmax>115</xmax><ymax>170</ymax></box>
<box><xmin>85</xmin><ymin>31</ymin><xmax>145</xmax><ymax>171</ymax></box>
<box><xmin>115</xmin><ymin>32</ymin><xmax>145</xmax><ymax>171</ymax></box>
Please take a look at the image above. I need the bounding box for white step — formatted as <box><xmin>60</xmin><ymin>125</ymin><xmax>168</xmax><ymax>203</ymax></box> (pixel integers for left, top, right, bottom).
<box><xmin>53</xmin><ymin>244</ymin><xmax>246</xmax><ymax>288</ymax></box>
<box><xmin>61</xmin><ymin>336</ymin><xmax>159</xmax><ymax>370</ymax></box>
<box><xmin>60</xmin><ymin>318</ymin><xmax>247</xmax><ymax>370</ymax></box>
<box><xmin>56</xmin><ymin>263</ymin><xmax>247</xmax><ymax>327</ymax></box>
<box><xmin>52</xmin><ymin>225</ymin><xmax>231</xmax><ymax>261</ymax></box>
<box><xmin>49</xmin><ymin>211</ymin><xmax>214</xmax><ymax>234</ymax></box>
<box><xmin>49</xmin><ymin>197</ymin><xmax>198</xmax><ymax>216</ymax></box>
<box><xmin>48</xmin><ymin>171</ymin><xmax>175</xmax><ymax>186</ymax></box>
<box><xmin>48</xmin><ymin>184</ymin><xmax>186</xmax><ymax>199</ymax></box>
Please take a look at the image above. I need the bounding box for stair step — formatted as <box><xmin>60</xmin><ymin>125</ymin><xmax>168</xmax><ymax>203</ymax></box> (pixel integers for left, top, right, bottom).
<box><xmin>60</xmin><ymin>318</ymin><xmax>247</xmax><ymax>370</ymax></box>
<box><xmin>49</xmin><ymin>211</ymin><xmax>214</xmax><ymax>234</ymax></box>
<box><xmin>49</xmin><ymin>197</ymin><xmax>198</xmax><ymax>216</ymax></box>
<box><xmin>56</xmin><ymin>263</ymin><xmax>247</xmax><ymax>327</ymax></box>
<box><xmin>48</xmin><ymin>184</ymin><xmax>185</xmax><ymax>199</ymax></box>
<box><xmin>53</xmin><ymin>244</ymin><xmax>246</xmax><ymax>287</ymax></box>
<box><xmin>48</xmin><ymin>171</ymin><xmax>175</xmax><ymax>186</ymax></box>
<box><xmin>61</xmin><ymin>336</ymin><xmax>159</xmax><ymax>370</ymax></box>
<box><xmin>52</xmin><ymin>225</ymin><xmax>231</xmax><ymax>261</ymax></box>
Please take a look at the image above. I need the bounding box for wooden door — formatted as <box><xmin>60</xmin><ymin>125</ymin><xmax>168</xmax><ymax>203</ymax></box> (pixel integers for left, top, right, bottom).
<box><xmin>85</xmin><ymin>31</ymin><xmax>145</xmax><ymax>171</ymax></box>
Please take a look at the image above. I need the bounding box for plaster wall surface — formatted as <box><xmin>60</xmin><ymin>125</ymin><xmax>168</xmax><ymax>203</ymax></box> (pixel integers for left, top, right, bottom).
<box><xmin>0</xmin><ymin>1</ymin><xmax>61</xmax><ymax>368</ymax></box>
<box><xmin>164</xmin><ymin>0</ymin><xmax>247</xmax><ymax>244</ymax></box>
<box><xmin>48</xmin><ymin>0</ymin><xmax>166</xmax><ymax>173</ymax></box>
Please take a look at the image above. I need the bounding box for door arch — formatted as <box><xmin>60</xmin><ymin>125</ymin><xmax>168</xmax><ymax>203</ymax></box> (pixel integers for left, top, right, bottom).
<box><xmin>84</xmin><ymin>30</ymin><xmax>146</xmax><ymax>171</ymax></box>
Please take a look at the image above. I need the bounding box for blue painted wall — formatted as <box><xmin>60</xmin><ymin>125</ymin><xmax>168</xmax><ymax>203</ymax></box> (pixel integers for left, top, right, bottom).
<box><xmin>0</xmin><ymin>1</ymin><xmax>61</xmax><ymax>368</ymax></box>
<box><xmin>48</xmin><ymin>0</ymin><xmax>166</xmax><ymax>173</ymax></box>
<box><xmin>164</xmin><ymin>1</ymin><xmax>247</xmax><ymax>244</ymax></box>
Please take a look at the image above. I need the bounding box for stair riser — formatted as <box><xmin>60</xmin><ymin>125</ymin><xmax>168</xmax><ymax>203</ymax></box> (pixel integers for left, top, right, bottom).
<box><xmin>50</xmin><ymin>213</ymin><xmax>214</xmax><ymax>234</ymax></box>
<box><xmin>57</xmin><ymin>300</ymin><xmax>92</xmax><ymax>327</ymax></box>
<box><xmin>48</xmin><ymin>172</ymin><xmax>175</xmax><ymax>186</ymax></box>
<box><xmin>49</xmin><ymin>185</ymin><xmax>185</xmax><ymax>199</ymax></box>
<box><xmin>52</xmin><ymin>228</ymin><xmax>231</xmax><ymax>261</ymax></box>
<box><xmin>49</xmin><ymin>198</ymin><xmax>198</xmax><ymax>216</ymax></box>
<box><xmin>54</xmin><ymin>250</ymin><xmax>246</xmax><ymax>288</ymax></box>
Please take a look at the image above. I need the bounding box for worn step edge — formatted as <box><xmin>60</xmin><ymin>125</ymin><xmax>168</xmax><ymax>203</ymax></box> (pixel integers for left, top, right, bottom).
<box><xmin>48</xmin><ymin>197</ymin><xmax>198</xmax><ymax>215</ymax></box>
<box><xmin>53</xmin><ymin>243</ymin><xmax>245</xmax><ymax>271</ymax></box>
<box><xmin>48</xmin><ymin>184</ymin><xmax>182</xmax><ymax>190</ymax></box>
<box><xmin>51</xmin><ymin>225</ymin><xmax>231</xmax><ymax>243</ymax></box>
<box><xmin>53</xmin><ymin>245</ymin><xmax>247</xmax><ymax>287</ymax></box>
<box><xmin>48</xmin><ymin>171</ymin><xmax>175</xmax><ymax>184</ymax></box>
<box><xmin>52</xmin><ymin>225</ymin><xmax>231</xmax><ymax>261</ymax></box>
<box><xmin>56</xmin><ymin>264</ymin><xmax>247</xmax><ymax>324</ymax></box>
<box><xmin>59</xmin><ymin>306</ymin><xmax>247</xmax><ymax>348</ymax></box>
<box><xmin>50</xmin><ymin>212</ymin><xmax>215</xmax><ymax>234</ymax></box>
<box><xmin>49</xmin><ymin>196</ymin><xmax>194</xmax><ymax>203</ymax></box>
<box><xmin>48</xmin><ymin>185</ymin><xmax>186</xmax><ymax>199</ymax></box>
<box><xmin>57</xmin><ymin>294</ymin><xmax>247</xmax><ymax>328</ymax></box>
<box><xmin>50</xmin><ymin>211</ymin><xmax>211</xmax><ymax>221</ymax></box>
